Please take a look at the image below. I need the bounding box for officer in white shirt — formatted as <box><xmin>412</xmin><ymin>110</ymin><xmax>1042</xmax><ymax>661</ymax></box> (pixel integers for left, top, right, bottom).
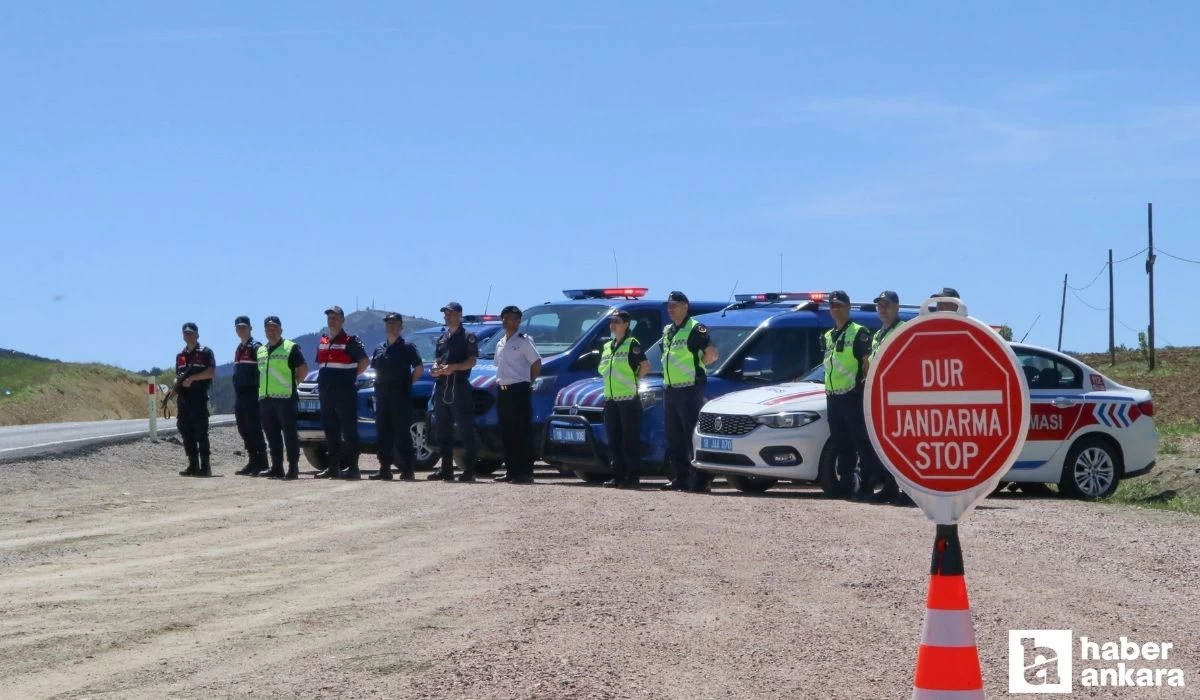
<box><xmin>493</xmin><ymin>305</ymin><xmax>542</xmax><ymax>484</ymax></box>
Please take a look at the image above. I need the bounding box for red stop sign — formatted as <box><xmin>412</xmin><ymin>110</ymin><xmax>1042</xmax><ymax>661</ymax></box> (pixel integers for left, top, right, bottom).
<box><xmin>866</xmin><ymin>314</ymin><xmax>1029</xmax><ymax>495</ymax></box>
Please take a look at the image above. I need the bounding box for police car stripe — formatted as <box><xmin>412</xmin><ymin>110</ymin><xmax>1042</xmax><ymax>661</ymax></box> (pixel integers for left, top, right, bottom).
<box><xmin>581</xmin><ymin>385</ymin><xmax>606</xmax><ymax>408</ymax></box>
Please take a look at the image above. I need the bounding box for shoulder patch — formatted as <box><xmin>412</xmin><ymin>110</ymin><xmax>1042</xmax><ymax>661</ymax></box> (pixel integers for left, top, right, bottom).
<box><xmin>466</xmin><ymin>333</ymin><xmax>477</xmax><ymax>343</ymax></box>
<box><xmin>695</xmin><ymin>324</ymin><xmax>708</xmax><ymax>333</ymax></box>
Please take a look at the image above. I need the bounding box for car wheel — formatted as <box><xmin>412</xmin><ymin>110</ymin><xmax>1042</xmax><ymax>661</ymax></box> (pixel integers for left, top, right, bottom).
<box><xmin>1059</xmin><ymin>436</ymin><xmax>1121</xmax><ymax>500</ymax></box>
<box><xmin>817</xmin><ymin>441</ymin><xmax>853</xmax><ymax>497</ymax></box>
<box><xmin>726</xmin><ymin>474</ymin><xmax>778</xmax><ymax>493</ymax></box>
<box><xmin>573</xmin><ymin>470</ymin><xmax>609</xmax><ymax>484</ymax></box>
<box><xmin>302</xmin><ymin>446</ymin><xmax>327</xmax><ymax>471</ymax></box>
<box><xmin>409</xmin><ymin>416</ymin><xmax>439</xmax><ymax>469</ymax></box>
<box><xmin>1018</xmin><ymin>482</ymin><xmax>1055</xmax><ymax>497</ymax></box>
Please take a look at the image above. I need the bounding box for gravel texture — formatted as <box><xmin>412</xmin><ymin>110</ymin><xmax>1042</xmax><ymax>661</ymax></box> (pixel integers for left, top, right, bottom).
<box><xmin>1</xmin><ymin>427</ymin><xmax>1197</xmax><ymax>699</ymax></box>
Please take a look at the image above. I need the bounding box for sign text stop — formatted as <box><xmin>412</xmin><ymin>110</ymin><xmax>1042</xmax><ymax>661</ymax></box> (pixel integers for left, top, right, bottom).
<box><xmin>865</xmin><ymin>312</ymin><xmax>1030</xmax><ymax>522</ymax></box>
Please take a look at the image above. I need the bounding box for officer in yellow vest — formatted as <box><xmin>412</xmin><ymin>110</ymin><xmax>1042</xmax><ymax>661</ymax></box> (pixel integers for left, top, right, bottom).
<box><xmin>598</xmin><ymin>309</ymin><xmax>650</xmax><ymax>489</ymax></box>
<box><xmin>257</xmin><ymin>316</ymin><xmax>309</xmax><ymax>480</ymax></box>
<box><xmin>864</xmin><ymin>290</ymin><xmax>909</xmax><ymax>505</ymax></box>
<box><xmin>661</xmin><ymin>291</ymin><xmax>718</xmax><ymax>492</ymax></box>
<box><xmin>822</xmin><ymin>290</ymin><xmax>876</xmax><ymax>500</ymax></box>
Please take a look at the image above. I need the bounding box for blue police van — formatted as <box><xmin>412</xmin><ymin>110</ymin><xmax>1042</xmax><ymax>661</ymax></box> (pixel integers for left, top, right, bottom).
<box><xmin>432</xmin><ymin>288</ymin><xmax>725</xmax><ymax>471</ymax></box>
<box><xmin>542</xmin><ymin>292</ymin><xmax>919</xmax><ymax>483</ymax></box>
<box><xmin>297</xmin><ymin>316</ymin><xmax>503</xmax><ymax>471</ymax></box>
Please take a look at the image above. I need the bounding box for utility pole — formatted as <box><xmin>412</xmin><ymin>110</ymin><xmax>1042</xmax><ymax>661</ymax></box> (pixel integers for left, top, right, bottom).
<box><xmin>1147</xmin><ymin>203</ymin><xmax>1156</xmax><ymax>371</ymax></box>
<box><xmin>1057</xmin><ymin>273</ymin><xmax>1067</xmax><ymax>352</ymax></box>
<box><xmin>1108</xmin><ymin>249</ymin><xmax>1115</xmax><ymax>366</ymax></box>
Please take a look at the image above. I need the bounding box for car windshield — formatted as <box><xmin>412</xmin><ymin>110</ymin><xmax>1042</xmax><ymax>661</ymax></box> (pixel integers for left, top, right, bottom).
<box><xmin>409</xmin><ymin>333</ymin><xmax>441</xmax><ymax>364</ymax></box>
<box><xmin>644</xmin><ymin>326</ymin><xmax>757</xmax><ymax>374</ymax></box>
<box><xmin>800</xmin><ymin>364</ymin><xmax>824</xmax><ymax>383</ymax></box>
<box><xmin>478</xmin><ymin>303</ymin><xmax>610</xmax><ymax>358</ymax></box>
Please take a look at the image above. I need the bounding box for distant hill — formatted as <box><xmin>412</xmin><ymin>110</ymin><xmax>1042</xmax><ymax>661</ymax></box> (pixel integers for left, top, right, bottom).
<box><xmin>208</xmin><ymin>309</ymin><xmax>440</xmax><ymax>413</ymax></box>
<box><xmin>0</xmin><ymin>350</ymin><xmax>151</xmax><ymax>425</ymax></box>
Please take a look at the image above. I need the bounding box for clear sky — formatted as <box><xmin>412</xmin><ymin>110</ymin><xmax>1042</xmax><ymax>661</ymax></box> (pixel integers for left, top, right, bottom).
<box><xmin>2</xmin><ymin>2</ymin><xmax>1198</xmax><ymax>371</ymax></box>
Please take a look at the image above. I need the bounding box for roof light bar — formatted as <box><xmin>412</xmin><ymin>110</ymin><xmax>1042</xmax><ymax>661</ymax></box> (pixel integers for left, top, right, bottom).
<box><xmin>562</xmin><ymin>287</ymin><xmax>649</xmax><ymax>300</ymax></box>
<box><xmin>733</xmin><ymin>292</ymin><xmax>828</xmax><ymax>303</ymax></box>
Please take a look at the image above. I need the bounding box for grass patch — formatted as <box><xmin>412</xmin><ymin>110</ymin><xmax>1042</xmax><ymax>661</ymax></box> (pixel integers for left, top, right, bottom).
<box><xmin>0</xmin><ymin>356</ymin><xmax>63</xmax><ymax>399</ymax></box>
<box><xmin>1159</xmin><ymin>420</ymin><xmax>1200</xmax><ymax>455</ymax></box>
<box><xmin>1160</xmin><ymin>420</ymin><xmax>1200</xmax><ymax>438</ymax></box>
<box><xmin>1109</xmin><ymin>478</ymin><xmax>1200</xmax><ymax>516</ymax></box>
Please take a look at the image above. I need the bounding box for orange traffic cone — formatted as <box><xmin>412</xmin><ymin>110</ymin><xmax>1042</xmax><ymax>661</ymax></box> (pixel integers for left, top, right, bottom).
<box><xmin>912</xmin><ymin>524</ymin><xmax>984</xmax><ymax>699</ymax></box>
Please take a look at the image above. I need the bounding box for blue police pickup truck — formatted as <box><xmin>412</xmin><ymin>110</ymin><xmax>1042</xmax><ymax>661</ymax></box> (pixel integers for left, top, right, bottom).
<box><xmin>431</xmin><ymin>288</ymin><xmax>725</xmax><ymax>471</ymax></box>
<box><xmin>542</xmin><ymin>292</ymin><xmax>919</xmax><ymax>486</ymax></box>
<box><xmin>296</xmin><ymin>316</ymin><xmax>504</xmax><ymax>471</ymax></box>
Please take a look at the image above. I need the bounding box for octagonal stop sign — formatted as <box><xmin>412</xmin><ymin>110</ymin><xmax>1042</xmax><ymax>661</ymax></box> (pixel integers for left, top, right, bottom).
<box><xmin>865</xmin><ymin>307</ymin><xmax>1030</xmax><ymax>524</ymax></box>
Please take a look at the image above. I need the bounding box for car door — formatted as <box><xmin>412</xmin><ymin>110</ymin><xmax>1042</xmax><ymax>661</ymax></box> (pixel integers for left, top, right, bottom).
<box><xmin>1011</xmin><ymin>347</ymin><xmax>1087</xmax><ymax>480</ymax></box>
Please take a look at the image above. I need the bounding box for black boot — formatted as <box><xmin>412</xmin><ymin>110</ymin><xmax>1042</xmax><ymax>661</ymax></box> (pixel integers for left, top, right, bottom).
<box><xmin>249</xmin><ymin>451</ymin><xmax>270</xmax><ymax>476</ymax></box>
<box><xmin>235</xmin><ymin>452</ymin><xmax>255</xmax><ymax>476</ymax></box>
<box><xmin>284</xmin><ymin>463</ymin><xmax>299</xmax><ymax>481</ymax></box>
<box><xmin>427</xmin><ymin>456</ymin><xmax>454</xmax><ymax>481</ymax></box>
<box><xmin>197</xmin><ymin>455</ymin><xmax>213</xmax><ymax>478</ymax></box>
<box><xmin>179</xmin><ymin>456</ymin><xmax>200</xmax><ymax>477</ymax></box>
<box><xmin>266</xmin><ymin>461</ymin><xmax>285</xmax><ymax>479</ymax></box>
<box><xmin>315</xmin><ymin>456</ymin><xmax>340</xmax><ymax>479</ymax></box>
<box><xmin>341</xmin><ymin>455</ymin><xmax>361</xmax><ymax>480</ymax></box>
<box><xmin>399</xmin><ymin>467</ymin><xmax>415</xmax><ymax>481</ymax></box>
<box><xmin>251</xmin><ymin>452</ymin><xmax>272</xmax><ymax>477</ymax></box>
<box><xmin>369</xmin><ymin>464</ymin><xmax>393</xmax><ymax>481</ymax></box>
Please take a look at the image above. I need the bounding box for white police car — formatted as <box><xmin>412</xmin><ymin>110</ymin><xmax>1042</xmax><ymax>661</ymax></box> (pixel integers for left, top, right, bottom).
<box><xmin>692</xmin><ymin>342</ymin><xmax>1158</xmax><ymax>499</ymax></box>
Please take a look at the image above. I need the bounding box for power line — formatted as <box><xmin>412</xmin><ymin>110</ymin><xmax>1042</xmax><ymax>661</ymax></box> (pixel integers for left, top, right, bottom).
<box><xmin>1158</xmin><ymin>247</ymin><xmax>1200</xmax><ymax>265</ymax></box>
<box><xmin>1066</xmin><ymin>247</ymin><xmax>1147</xmax><ymax>293</ymax></box>
<box><xmin>1067</xmin><ymin>263</ymin><xmax>1107</xmax><ymax>291</ymax></box>
<box><xmin>1112</xmin><ymin>246</ymin><xmax>1149</xmax><ymax>264</ymax></box>
<box><xmin>1070</xmin><ymin>289</ymin><xmax>1108</xmax><ymax>312</ymax></box>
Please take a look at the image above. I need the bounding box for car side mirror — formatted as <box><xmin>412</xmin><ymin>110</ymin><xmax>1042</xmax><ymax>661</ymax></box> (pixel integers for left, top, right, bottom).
<box><xmin>742</xmin><ymin>356</ymin><xmax>762</xmax><ymax>378</ymax></box>
<box><xmin>574</xmin><ymin>349</ymin><xmax>602</xmax><ymax>371</ymax></box>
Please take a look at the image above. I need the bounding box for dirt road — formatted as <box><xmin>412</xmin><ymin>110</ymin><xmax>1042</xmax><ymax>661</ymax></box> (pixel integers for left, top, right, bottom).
<box><xmin>1</xmin><ymin>427</ymin><xmax>1197</xmax><ymax>699</ymax></box>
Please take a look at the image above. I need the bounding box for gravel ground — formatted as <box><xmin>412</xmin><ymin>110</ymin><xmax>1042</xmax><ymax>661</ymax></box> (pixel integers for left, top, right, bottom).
<box><xmin>1</xmin><ymin>427</ymin><xmax>1198</xmax><ymax>699</ymax></box>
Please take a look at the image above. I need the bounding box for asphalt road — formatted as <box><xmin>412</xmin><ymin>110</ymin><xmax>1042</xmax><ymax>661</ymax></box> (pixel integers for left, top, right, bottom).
<box><xmin>0</xmin><ymin>415</ymin><xmax>234</xmax><ymax>462</ymax></box>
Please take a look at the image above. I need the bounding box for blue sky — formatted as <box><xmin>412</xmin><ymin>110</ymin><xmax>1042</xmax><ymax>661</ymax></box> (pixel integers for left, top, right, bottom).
<box><xmin>2</xmin><ymin>2</ymin><xmax>1198</xmax><ymax>371</ymax></box>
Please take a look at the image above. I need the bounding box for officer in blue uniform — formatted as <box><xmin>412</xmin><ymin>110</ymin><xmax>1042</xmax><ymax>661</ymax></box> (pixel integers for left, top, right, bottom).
<box><xmin>428</xmin><ymin>302</ymin><xmax>479</xmax><ymax>482</ymax></box>
<box><xmin>369</xmin><ymin>312</ymin><xmax>424</xmax><ymax>481</ymax></box>
<box><xmin>660</xmin><ymin>291</ymin><xmax>718</xmax><ymax>493</ymax></box>
<box><xmin>864</xmin><ymin>291</ymin><xmax>908</xmax><ymax>505</ymax></box>
<box><xmin>821</xmin><ymin>290</ymin><xmax>877</xmax><ymax>500</ymax></box>
<box><xmin>492</xmin><ymin>305</ymin><xmax>542</xmax><ymax>485</ymax></box>
<box><xmin>172</xmin><ymin>322</ymin><xmax>216</xmax><ymax>477</ymax></box>
<box><xmin>315</xmin><ymin>305</ymin><xmax>369</xmax><ymax>480</ymax></box>
<box><xmin>232</xmin><ymin>316</ymin><xmax>268</xmax><ymax>476</ymax></box>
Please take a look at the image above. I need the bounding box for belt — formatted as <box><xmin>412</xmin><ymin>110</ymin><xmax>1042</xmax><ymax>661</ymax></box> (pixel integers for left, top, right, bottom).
<box><xmin>499</xmin><ymin>382</ymin><xmax>530</xmax><ymax>391</ymax></box>
<box><xmin>826</xmin><ymin>387</ymin><xmax>858</xmax><ymax>396</ymax></box>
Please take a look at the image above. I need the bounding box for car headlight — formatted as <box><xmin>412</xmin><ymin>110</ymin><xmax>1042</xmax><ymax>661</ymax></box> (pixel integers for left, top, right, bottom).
<box><xmin>754</xmin><ymin>411</ymin><xmax>820</xmax><ymax>429</ymax></box>
<box><xmin>531</xmin><ymin>375</ymin><xmax>556</xmax><ymax>392</ymax></box>
<box><xmin>638</xmin><ymin>386</ymin><xmax>664</xmax><ymax>410</ymax></box>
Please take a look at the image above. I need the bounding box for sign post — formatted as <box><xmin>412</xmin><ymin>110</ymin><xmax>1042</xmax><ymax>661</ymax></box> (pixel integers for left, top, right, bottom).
<box><xmin>147</xmin><ymin>378</ymin><xmax>157</xmax><ymax>441</ymax></box>
<box><xmin>865</xmin><ymin>296</ymin><xmax>1030</xmax><ymax>698</ymax></box>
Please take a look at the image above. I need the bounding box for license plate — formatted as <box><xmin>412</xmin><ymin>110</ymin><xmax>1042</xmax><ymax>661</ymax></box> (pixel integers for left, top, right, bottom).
<box><xmin>701</xmin><ymin>437</ymin><xmax>734</xmax><ymax>451</ymax></box>
<box><xmin>298</xmin><ymin>399</ymin><xmax>320</xmax><ymax>413</ymax></box>
<box><xmin>552</xmin><ymin>427</ymin><xmax>587</xmax><ymax>444</ymax></box>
